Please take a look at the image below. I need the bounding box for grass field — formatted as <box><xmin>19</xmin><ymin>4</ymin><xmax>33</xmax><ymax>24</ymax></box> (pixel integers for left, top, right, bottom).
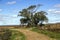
<box><xmin>0</xmin><ymin>28</ymin><xmax>26</xmax><ymax>40</ymax></box>
<box><xmin>10</xmin><ymin>30</ymin><xmax>26</xmax><ymax>40</ymax></box>
<box><xmin>0</xmin><ymin>25</ymin><xmax>60</xmax><ymax>40</ymax></box>
<box><xmin>31</xmin><ymin>27</ymin><xmax>60</xmax><ymax>40</ymax></box>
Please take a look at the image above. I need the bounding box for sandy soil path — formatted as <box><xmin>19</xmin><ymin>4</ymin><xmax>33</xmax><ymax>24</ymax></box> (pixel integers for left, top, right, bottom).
<box><xmin>11</xmin><ymin>29</ymin><xmax>56</xmax><ymax>40</ymax></box>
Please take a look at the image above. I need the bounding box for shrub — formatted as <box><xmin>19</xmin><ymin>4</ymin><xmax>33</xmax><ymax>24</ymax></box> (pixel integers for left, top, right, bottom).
<box><xmin>0</xmin><ymin>28</ymin><xmax>12</xmax><ymax>40</ymax></box>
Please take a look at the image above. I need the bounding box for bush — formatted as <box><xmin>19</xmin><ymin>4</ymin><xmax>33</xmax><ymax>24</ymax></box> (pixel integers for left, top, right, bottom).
<box><xmin>0</xmin><ymin>28</ymin><xmax>12</xmax><ymax>40</ymax></box>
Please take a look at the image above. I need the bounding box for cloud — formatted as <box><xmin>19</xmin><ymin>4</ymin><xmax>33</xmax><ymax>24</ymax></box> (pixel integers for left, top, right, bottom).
<box><xmin>54</xmin><ymin>4</ymin><xmax>60</xmax><ymax>8</ymax></box>
<box><xmin>0</xmin><ymin>14</ymin><xmax>20</xmax><ymax>25</ymax></box>
<box><xmin>48</xmin><ymin>9</ymin><xmax>60</xmax><ymax>14</ymax></box>
<box><xmin>0</xmin><ymin>14</ymin><xmax>17</xmax><ymax>18</ymax></box>
<box><xmin>0</xmin><ymin>9</ymin><xmax>2</xmax><ymax>12</ymax></box>
<box><xmin>7</xmin><ymin>1</ymin><xmax>16</xmax><ymax>5</ymax></box>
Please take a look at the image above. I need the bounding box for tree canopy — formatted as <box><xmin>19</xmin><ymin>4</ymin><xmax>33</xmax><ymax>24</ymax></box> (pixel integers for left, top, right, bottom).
<box><xmin>18</xmin><ymin>4</ymin><xmax>48</xmax><ymax>27</ymax></box>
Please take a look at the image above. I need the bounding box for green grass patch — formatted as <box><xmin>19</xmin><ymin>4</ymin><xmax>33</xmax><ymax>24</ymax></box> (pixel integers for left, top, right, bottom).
<box><xmin>10</xmin><ymin>30</ymin><xmax>26</xmax><ymax>40</ymax></box>
<box><xmin>31</xmin><ymin>27</ymin><xmax>60</xmax><ymax>40</ymax></box>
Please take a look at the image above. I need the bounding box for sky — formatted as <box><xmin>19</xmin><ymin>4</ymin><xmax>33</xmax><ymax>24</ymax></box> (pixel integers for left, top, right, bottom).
<box><xmin>0</xmin><ymin>0</ymin><xmax>60</xmax><ymax>25</ymax></box>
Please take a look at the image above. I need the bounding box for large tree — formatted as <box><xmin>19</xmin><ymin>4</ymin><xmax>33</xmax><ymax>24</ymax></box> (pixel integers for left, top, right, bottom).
<box><xmin>18</xmin><ymin>4</ymin><xmax>48</xmax><ymax>27</ymax></box>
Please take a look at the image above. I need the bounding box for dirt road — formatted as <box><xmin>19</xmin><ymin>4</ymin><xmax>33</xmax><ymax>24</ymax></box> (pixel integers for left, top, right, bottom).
<box><xmin>11</xmin><ymin>29</ymin><xmax>56</xmax><ymax>40</ymax></box>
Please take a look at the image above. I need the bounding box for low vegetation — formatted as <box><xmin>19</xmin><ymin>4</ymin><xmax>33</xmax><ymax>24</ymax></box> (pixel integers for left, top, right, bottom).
<box><xmin>10</xmin><ymin>30</ymin><xmax>26</xmax><ymax>40</ymax></box>
<box><xmin>0</xmin><ymin>28</ymin><xmax>26</xmax><ymax>40</ymax></box>
<box><xmin>0</xmin><ymin>28</ymin><xmax>12</xmax><ymax>40</ymax></box>
<box><xmin>31</xmin><ymin>27</ymin><xmax>60</xmax><ymax>40</ymax></box>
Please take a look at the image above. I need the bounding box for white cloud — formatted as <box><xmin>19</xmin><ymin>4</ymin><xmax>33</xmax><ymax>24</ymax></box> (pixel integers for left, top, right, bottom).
<box><xmin>48</xmin><ymin>9</ymin><xmax>60</xmax><ymax>14</ymax></box>
<box><xmin>0</xmin><ymin>14</ymin><xmax>19</xmax><ymax>25</ymax></box>
<box><xmin>55</xmin><ymin>11</ymin><xmax>60</xmax><ymax>13</ymax></box>
<box><xmin>7</xmin><ymin>1</ymin><xmax>16</xmax><ymax>5</ymax></box>
<box><xmin>0</xmin><ymin>9</ymin><xmax>2</xmax><ymax>12</ymax></box>
<box><xmin>54</xmin><ymin>4</ymin><xmax>60</xmax><ymax>8</ymax></box>
<box><xmin>48</xmin><ymin>9</ymin><xmax>56</xmax><ymax>12</ymax></box>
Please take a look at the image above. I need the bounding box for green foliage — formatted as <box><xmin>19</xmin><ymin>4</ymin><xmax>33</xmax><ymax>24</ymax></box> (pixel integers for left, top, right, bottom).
<box><xmin>31</xmin><ymin>27</ymin><xmax>60</xmax><ymax>40</ymax></box>
<box><xmin>18</xmin><ymin>4</ymin><xmax>48</xmax><ymax>27</ymax></box>
<box><xmin>10</xmin><ymin>30</ymin><xmax>26</xmax><ymax>40</ymax></box>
